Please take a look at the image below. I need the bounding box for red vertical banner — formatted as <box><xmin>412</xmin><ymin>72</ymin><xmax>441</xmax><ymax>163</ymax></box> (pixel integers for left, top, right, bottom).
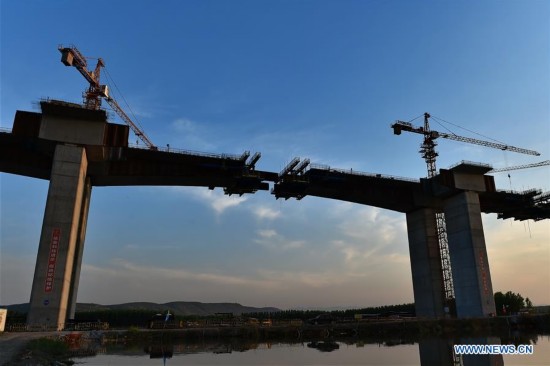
<box><xmin>44</xmin><ymin>228</ymin><xmax>61</xmax><ymax>293</ymax></box>
<box><xmin>478</xmin><ymin>249</ymin><xmax>489</xmax><ymax>295</ymax></box>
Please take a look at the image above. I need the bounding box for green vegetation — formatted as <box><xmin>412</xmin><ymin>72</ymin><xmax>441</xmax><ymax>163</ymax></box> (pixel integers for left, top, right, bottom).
<box><xmin>74</xmin><ymin>309</ymin><xmax>227</xmax><ymax>327</ymax></box>
<box><xmin>27</xmin><ymin>338</ymin><xmax>68</xmax><ymax>356</ymax></box>
<box><xmin>247</xmin><ymin>303</ymin><xmax>415</xmax><ymax>321</ymax></box>
<box><xmin>494</xmin><ymin>291</ymin><xmax>526</xmax><ymax>315</ymax></box>
<box><xmin>4</xmin><ymin>309</ymin><xmax>26</xmax><ymax>324</ymax></box>
<box><xmin>6</xmin><ymin>293</ymin><xmax>538</xmax><ymax>331</ymax></box>
<box><xmin>5</xmin><ymin>303</ymin><xmax>415</xmax><ymax>328</ymax></box>
<box><xmin>69</xmin><ymin>303</ymin><xmax>415</xmax><ymax>328</ymax></box>
<box><xmin>74</xmin><ymin>309</ymin><xmax>169</xmax><ymax>327</ymax></box>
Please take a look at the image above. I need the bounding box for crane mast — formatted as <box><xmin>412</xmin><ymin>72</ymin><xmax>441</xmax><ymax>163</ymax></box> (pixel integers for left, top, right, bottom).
<box><xmin>419</xmin><ymin>112</ymin><xmax>438</xmax><ymax>177</ymax></box>
<box><xmin>58</xmin><ymin>45</ymin><xmax>156</xmax><ymax>149</ymax></box>
<box><xmin>418</xmin><ymin>113</ymin><xmax>455</xmax><ymax>304</ymax></box>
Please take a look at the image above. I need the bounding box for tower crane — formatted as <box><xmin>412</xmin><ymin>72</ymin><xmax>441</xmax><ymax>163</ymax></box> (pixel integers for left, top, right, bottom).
<box><xmin>58</xmin><ymin>45</ymin><xmax>156</xmax><ymax>149</ymax></box>
<box><xmin>391</xmin><ymin>113</ymin><xmax>541</xmax><ymax>312</ymax></box>
<box><xmin>392</xmin><ymin>113</ymin><xmax>540</xmax><ymax>177</ymax></box>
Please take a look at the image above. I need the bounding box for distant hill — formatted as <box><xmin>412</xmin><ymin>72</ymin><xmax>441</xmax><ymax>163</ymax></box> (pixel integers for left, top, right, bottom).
<box><xmin>3</xmin><ymin>301</ymin><xmax>280</xmax><ymax>316</ymax></box>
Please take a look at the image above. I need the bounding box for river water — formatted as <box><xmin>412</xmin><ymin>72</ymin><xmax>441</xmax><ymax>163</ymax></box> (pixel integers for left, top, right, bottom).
<box><xmin>74</xmin><ymin>334</ymin><xmax>550</xmax><ymax>366</ymax></box>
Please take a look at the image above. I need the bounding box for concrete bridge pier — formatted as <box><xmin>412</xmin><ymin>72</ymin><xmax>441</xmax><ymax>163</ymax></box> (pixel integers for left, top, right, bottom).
<box><xmin>406</xmin><ymin>208</ymin><xmax>446</xmax><ymax>318</ymax></box>
<box><xmin>406</xmin><ymin>162</ymin><xmax>499</xmax><ymax>319</ymax></box>
<box><xmin>27</xmin><ymin>144</ymin><xmax>90</xmax><ymax>330</ymax></box>
<box><xmin>444</xmin><ymin>191</ymin><xmax>496</xmax><ymax>318</ymax></box>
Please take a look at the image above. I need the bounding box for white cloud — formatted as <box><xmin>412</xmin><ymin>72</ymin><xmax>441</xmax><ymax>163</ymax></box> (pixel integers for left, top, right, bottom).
<box><xmin>254</xmin><ymin>229</ymin><xmax>306</xmax><ymax>251</ymax></box>
<box><xmin>254</xmin><ymin>206</ymin><xmax>281</xmax><ymax>220</ymax></box>
<box><xmin>206</xmin><ymin>192</ymin><xmax>247</xmax><ymax>215</ymax></box>
<box><xmin>257</xmin><ymin>269</ymin><xmax>347</xmax><ymax>289</ymax></box>
<box><xmin>172</xmin><ymin>187</ymin><xmax>247</xmax><ymax>215</ymax></box>
<box><xmin>111</xmin><ymin>259</ymin><xmax>276</xmax><ymax>287</ymax></box>
<box><xmin>339</xmin><ymin>206</ymin><xmax>402</xmax><ymax>242</ymax></box>
<box><xmin>325</xmin><ymin>206</ymin><xmax>408</xmax><ymax>272</ymax></box>
<box><xmin>77</xmin><ymin>259</ymin><xmax>284</xmax><ymax>304</ymax></box>
<box><xmin>168</xmin><ymin>117</ymin><xmax>216</xmax><ymax>151</ymax></box>
<box><xmin>258</xmin><ymin>229</ymin><xmax>277</xmax><ymax>238</ymax></box>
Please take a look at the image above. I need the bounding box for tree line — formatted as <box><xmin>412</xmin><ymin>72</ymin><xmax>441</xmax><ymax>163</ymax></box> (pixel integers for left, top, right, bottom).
<box><xmin>4</xmin><ymin>291</ymin><xmax>533</xmax><ymax>327</ymax></box>
<box><xmin>246</xmin><ymin>303</ymin><xmax>416</xmax><ymax>321</ymax></box>
<box><xmin>494</xmin><ymin>291</ymin><xmax>531</xmax><ymax>315</ymax></box>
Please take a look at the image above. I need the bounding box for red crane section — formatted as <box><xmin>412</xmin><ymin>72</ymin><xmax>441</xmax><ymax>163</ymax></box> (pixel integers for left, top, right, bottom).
<box><xmin>59</xmin><ymin>45</ymin><xmax>156</xmax><ymax>150</ymax></box>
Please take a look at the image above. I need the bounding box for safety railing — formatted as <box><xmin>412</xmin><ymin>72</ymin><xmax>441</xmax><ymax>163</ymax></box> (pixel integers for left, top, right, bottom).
<box><xmin>495</xmin><ymin>188</ymin><xmax>541</xmax><ymax>196</ymax></box>
<box><xmin>128</xmin><ymin>143</ymin><xmax>249</xmax><ymax>161</ymax></box>
<box><xmin>308</xmin><ymin>163</ymin><xmax>419</xmax><ymax>183</ymax></box>
<box><xmin>448</xmin><ymin>160</ymin><xmax>493</xmax><ymax>170</ymax></box>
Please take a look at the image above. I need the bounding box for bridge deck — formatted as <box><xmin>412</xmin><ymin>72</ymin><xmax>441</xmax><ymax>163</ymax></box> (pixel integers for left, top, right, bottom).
<box><xmin>1</xmin><ymin>131</ymin><xmax>548</xmax><ymax>220</ymax></box>
<box><xmin>273</xmin><ymin>164</ymin><xmax>550</xmax><ymax>220</ymax></box>
<box><xmin>0</xmin><ymin>132</ymin><xmax>273</xmax><ymax>194</ymax></box>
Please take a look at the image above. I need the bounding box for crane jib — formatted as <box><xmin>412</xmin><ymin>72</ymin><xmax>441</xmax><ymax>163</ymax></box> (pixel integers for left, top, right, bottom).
<box><xmin>440</xmin><ymin>133</ymin><xmax>540</xmax><ymax>156</ymax></box>
<box><xmin>392</xmin><ymin>119</ymin><xmax>540</xmax><ymax>157</ymax></box>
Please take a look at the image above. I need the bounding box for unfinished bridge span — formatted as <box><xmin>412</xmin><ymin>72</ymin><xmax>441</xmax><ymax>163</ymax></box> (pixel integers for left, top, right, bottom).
<box><xmin>274</xmin><ymin>160</ymin><xmax>549</xmax><ymax>319</ymax></box>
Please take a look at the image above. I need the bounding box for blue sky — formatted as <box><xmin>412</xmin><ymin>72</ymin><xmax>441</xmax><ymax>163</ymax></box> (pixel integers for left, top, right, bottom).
<box><xmin>1</xmin><ymin>0</ymin><xmax>549</xmax><ymax>309</ymax></box>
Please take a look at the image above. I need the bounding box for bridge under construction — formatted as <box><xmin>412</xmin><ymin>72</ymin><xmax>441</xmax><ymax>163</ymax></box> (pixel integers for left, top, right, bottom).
<box><xmin>2</xmin><ymin>45</ymin><xmax>549</xmax><ymax>329</ymax></box>
<box><xmin>1</xmin><ymin>99</ymin><xmax>549</xmax><ymax>330</ymax></box>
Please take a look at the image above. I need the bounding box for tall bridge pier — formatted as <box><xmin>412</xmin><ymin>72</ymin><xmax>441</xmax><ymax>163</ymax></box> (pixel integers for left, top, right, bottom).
<box><xmin>405</xmin><ymin>164</ymin><xmax>497</xmax><ymax>318</ymax></box>
<box><xmin>24</xmin><ymin>102</ymin><xmax>111</xmax><ymax>330</ymax></box>
<box><xmin>405</xmin><ymin>169</ymin><xmax>496</xmax><ymax>318</ymax></box>
<box><xmin>444</xmin><ymin>193</ymin><xmax>496</xmax><ymax>317</ymax></box>
<box><xmin>27</xmin><ymin>145</ymin><xmax>91</xmax><ymax>329</ymax></box>
<box><xmin>439</xmin><ymin>165</ymin><xmax>497</xmax><ymax>317</ymax></box>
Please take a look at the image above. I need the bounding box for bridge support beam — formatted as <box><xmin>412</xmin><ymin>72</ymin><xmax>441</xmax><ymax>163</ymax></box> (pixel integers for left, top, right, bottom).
<box><xmin>27</xmin><ymin>144</ymin><xmax>90</xmax><ymax>330</ymax></box>
<box><xmin>406</xmin><ymin>208</ymin><xmax>446</xmax><ymax>318</ymax></box>
<box><xmin>444</xmin><ymin>191</ymin><xmax>496</xmax><ymax>318</ymax></box>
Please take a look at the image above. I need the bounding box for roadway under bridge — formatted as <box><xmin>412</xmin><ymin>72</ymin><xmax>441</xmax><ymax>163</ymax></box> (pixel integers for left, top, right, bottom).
<box><xmin>1</xmin><ymin>100</ymin><xmax>548</xmax><ymax>329</ymax></box>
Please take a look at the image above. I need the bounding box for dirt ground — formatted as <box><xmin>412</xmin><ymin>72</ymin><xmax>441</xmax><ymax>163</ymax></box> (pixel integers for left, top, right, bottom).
<box><xmin>0</xmin><ymin>332</ymin><xmax>60</xmax><ymax>366</ymax></box>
